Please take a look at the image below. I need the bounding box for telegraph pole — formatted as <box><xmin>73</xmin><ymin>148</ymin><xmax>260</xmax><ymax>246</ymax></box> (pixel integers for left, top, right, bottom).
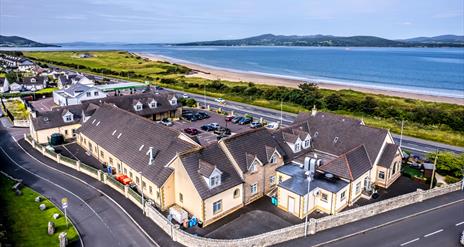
<box><xmin>430</xmin><ymin>150</ymin><xmax>438</xmax><ymax>190</ymax></box>
<box><xmin>280</xmin><ymin>99</ymin><xmax>283</xmax><ymax>126</ymax></box>
<box><xmin>399</xmin><ymin>120</ymin><xmax>404</xmax><ymax>149</ymax></box>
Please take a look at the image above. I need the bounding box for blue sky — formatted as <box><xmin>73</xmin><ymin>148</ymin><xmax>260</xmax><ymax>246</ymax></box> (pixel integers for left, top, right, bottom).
<box><xmin>1</xmin><ymin>0</ymin><xmax>463</xmax><ymax>43</ymax></box>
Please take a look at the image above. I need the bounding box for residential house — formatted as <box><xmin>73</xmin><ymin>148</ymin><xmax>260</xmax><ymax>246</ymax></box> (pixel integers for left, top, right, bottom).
<box><xmin>53</xmin><ymin>83</ymin><xmax>106</xmax><ymax>106</ymax></box>
<box><xmin>0</xmin><ymin>77</ymin><xmax>9</xmax><ymax>93</ymax></box>
<box><xmin>20</xmin><ymin>76</ymin><xmax>48</xmax><ymax>91</ymax></box>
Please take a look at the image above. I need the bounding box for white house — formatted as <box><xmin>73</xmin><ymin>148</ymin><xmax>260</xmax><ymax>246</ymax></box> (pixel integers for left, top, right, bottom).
<box><xmin>71</xmin><ymin>75</ymin><xmax>94</xmax><ymax>87</ymax></box>
<box><xmin>53</xmin><ymin>83</ymin><xmax>106</xmax><ymax>106</ymax></box>
<box><xmin>20</xmin><ymin>76</ymin><xmax>48</xmax><ymax>92</ymax></box>
<box><xmin>0</xmin><ymin>78</ymin><xmax>9</xmax><ymax>93</ymax></box>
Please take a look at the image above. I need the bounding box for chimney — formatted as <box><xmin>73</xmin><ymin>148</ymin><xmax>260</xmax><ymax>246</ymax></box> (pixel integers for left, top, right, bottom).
<box><xmin>311</xmin><ymin>105</ymin><xmax>317</xmax><ymax>116</ymax></box>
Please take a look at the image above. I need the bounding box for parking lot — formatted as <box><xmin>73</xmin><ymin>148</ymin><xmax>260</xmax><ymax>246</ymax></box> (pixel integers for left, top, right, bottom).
<box><xmin>170</xmin><ymin>108</ymin><xmax>259</xmax><ymax>145</ymax></box>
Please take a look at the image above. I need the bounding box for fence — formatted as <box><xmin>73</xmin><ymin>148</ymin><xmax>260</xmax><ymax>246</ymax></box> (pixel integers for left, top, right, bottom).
<box><xmin>23</xmin><ymin>133</ymin><xmax>462</xmax><ymax>247</ymax></box>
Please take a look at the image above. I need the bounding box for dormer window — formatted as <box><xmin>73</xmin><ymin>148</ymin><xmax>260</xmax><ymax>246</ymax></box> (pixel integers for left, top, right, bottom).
<box><xmin>149</xmin><ymin>100</ymin><xmax>157</xmax><ymax>109</ymax></box>
<box><xmin>31</xmin><ymin>78</ymin><xmax>36</xmax><ymax>83</ymax></box>
<box><xmin>270</xmin><ymin>154</ymin><xmax>277</xmax><ymax>164</ymax></box>
<box><xmin>169</xmin><ymin>96</ymin><xmax>177</xmax><ymax>106</ymax></box>
<box><xmin>210</xmin><ymin>175</ymin><xmax>221</xmax><ymax>188</ymax></box>
<box><xmin>62</xmin><ymin>111</ymin><xmax>73</xmax><ymax>123</ymax></box>
<box><xmin>134</xmin><ymin>102</ymin><xmax>143</xmax><ymax>111</ymax></box>
<box><xmin>295</xmin><ymin>142</ymin><xmax>301</xmax><ymax>152</ymax></box>
<box><xmin>303</xmin><ymin>139</ymin><xmax>310</xmax><ymax>149</ymax></box>
<box><xmin>249</xmin><ymin>161</ymin><xmax>257</xmax><ymax>172</ymax></box>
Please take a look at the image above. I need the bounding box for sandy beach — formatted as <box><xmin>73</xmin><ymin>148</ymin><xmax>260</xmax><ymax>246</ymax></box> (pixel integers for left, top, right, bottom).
<box><xmin>137</xmin><ymin>53</ymin><xmax>464</xmax><ymax>105</ymax></box>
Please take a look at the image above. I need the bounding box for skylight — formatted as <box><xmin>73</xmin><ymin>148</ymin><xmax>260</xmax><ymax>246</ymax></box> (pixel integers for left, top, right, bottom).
<box><xmin>139</xmin><ymin>144</ymin><xmax>145</xmax><ymax>151</ymax></box>
<box><xmin>117</xmin><ymin>133</ymin><xmax>122</xmax><ymax>139</ymax></box>
<box><xmin>112</xmin><ymin>129</ymin><xmax>117</xmax><ymax>136</ymax></box>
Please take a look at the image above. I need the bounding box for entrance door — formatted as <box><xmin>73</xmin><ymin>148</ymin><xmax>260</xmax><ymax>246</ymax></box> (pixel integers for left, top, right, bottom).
<box><xmin>288</xmin><ymin>196</ymin><xmax>295</xmax><ymax>214</ymax></box>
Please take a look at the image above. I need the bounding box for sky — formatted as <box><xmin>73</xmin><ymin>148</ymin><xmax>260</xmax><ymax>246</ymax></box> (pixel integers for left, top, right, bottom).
<box><xmin>1</xmin><ymin>0</ymin><xmax>463</xmax><ymax>43</ymax></box>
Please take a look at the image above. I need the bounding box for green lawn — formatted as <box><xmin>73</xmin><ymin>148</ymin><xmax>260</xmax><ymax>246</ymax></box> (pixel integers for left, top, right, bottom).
<box><xmin>23</xmin><ymin>50</ymin><xmax>464</xmax><ymax>146</ymax></box>
<box><xmin>402</xmin><ymin>166</ymin><xmax>423</xmax><ymax>178</ymax></box>
<box><xmin>0</xmin><ymin>175</ymin><xmax>79</xmax><ymax>246</ymax></box>
<box><xmin>35</xmin><ymin>87</ymin><xmax>58</xmax><ymax>94</ymax></box>
<box><xmin>3</xmin><ymin>99</ymin><xmax>29</xmax><ymax>120</ymax></box>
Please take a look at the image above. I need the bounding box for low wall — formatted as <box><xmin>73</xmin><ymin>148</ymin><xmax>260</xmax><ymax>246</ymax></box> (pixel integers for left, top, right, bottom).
<box><xmin>24</xmin><ymin>134</ymin><xmax>462</xmax><ymax>247</ymax></box>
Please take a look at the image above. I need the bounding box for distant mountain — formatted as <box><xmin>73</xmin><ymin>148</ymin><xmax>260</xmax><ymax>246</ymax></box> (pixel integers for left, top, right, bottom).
<box><xmin>0</xmin><ymin>35</ymin><xmax>59</xmax><ymax>47</ymax></box>
<box><xmin>399</xmin><ymin>35</ymin><xmax>464</xmax><ymax>44</ymax></box>
<box><xmin>178</xmin><ymin>34</ymin><xmax>464</xmax><ymax>47</ymax></box>
<box><xmin>55</xmin><ymin>41</ymin><xmax>129</xmax><ymax>46</ymax></box>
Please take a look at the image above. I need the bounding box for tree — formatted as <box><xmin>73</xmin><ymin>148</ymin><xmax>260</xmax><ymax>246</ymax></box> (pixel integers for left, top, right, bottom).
<box><xmin>325</xmin><ymin>93</ymin><xmax>344</xmax><ymax>110</ymax></box>
<box><xmin>426</xmin><ymin>152</ymin><xmax>464</xmax><ymax>178</ymax></box>
<box><xmin>360</xmin><ymin>96</ymin><xmax>378</xmax><ymax>114</ymax></box>
<box><xmin>298</xmin><ymin>83</ymin><xmax>318</xmax><ymax>92</ymax></box>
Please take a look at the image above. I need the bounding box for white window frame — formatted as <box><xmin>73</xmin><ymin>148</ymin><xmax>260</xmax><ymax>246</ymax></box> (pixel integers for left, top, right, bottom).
<box><xmin>270</xmin><ymin>175</ymin><xmax>275</xmax><ymax>185</ymax></box>
<box><xmin>340</xmin><ymin>191</ymin><xmax>346</xmax><ymax>201</ymax></box>
<box><xmin>250</xmin><ymin>183</ymin><xmax>258</xmax><ymax>195</ymax></box>
<box><xmin>295</xmin><ymin>142</ymin><xmax>301</xmax><ymax>152</ymax></box>
<box><xmin>321</xmin><ymin>193</ymin><xmax>328</xmax><ymax>202</ymax></box>
<box><xmin>210</xmin><ymin>175</ymin><xmax>221</xmax><ymax>188</ymax></box>
<box><xmin>213</xmin><ymin>200</ymin><xmax>222</xmax><ymax>214</ymax></box>
<box><xmin>355</xmin><ymin>182</ymin><xmax>361</xmax><ymax>194</ymax></box>
<box><xmin>269</xmin><ymin>154</ymin><xmax>277</xmax><ymax>164</ymax></box>
<box><xmin>378</xmin><ymin>171</ymin><xmax>385</xmax><ymax>179</ymax></box>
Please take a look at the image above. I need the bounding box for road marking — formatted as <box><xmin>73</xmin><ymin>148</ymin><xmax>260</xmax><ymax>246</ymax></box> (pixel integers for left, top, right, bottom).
<box><xmin>424</xmin><ymin>229</ymin><xmax>443</xmax><ymax>237</ymax></box>
<box><xmin>456</xmin><ymin>221</ymin><xmax>464</xmax><ymax>226</ymax></box>
<box><xmin>10</xmin><ymin>138</ymin><xmax>160</xmax><ymax>247</ymax></box>
<box><xmin>400</xmin><ymin>238</ymin><xmax>420</xmax><ymax>246</ymax></box>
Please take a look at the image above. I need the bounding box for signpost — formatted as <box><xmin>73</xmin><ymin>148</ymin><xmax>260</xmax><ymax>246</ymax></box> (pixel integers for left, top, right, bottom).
<box><xmin>61</xmin><ymin>197</ymin><xmax>69</xmax><ymax>229</ymax></box>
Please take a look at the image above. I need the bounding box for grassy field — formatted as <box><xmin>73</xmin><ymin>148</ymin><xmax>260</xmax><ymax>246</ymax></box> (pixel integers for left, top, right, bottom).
<box><xmin>35</xmin><ymin>87</ymin><xmax>58</xmax><ymax>94</ymax></box>
<box><xmin>24</xmin><ymin>51</ymin><xmax>464</xmax><ymax>146</ymax></box>
<box><xmin>0</xmin><ymin>174</ymin><xmax>78</xmax><ymax>246</ymax></box>
<box><xmin>2</xmin><ymin>99</ymin><xmax>29</xmax><ymax>120</ymax></box>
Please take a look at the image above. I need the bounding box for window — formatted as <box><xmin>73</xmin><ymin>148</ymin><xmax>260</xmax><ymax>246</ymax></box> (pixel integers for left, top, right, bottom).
<box><xmin>355</xmin><ymin>182</ymin><xmax>361</xmax><ymax>194</ymax></box>
<box><xmin>136</xmin><ymin>177</ymin><xmax>140</xmax><ymax>185</ymax></box>
<box><xmin>213</xmin><ymin>200</ymin><xmax>222</xmax><ymax>214</ymax></box>
<box><xmin>321</xmin><ymin>193</ymin><xmax>328</xmax><ymax>202</ymax></box>
<box><xmin>179</xmin><ymin>193</ymin><xmax>183</xmax><ymax>203</ymax></box>
<box><xmin>279</xmin><ymin>176</ymin><xmax>283</xmax><ymax>183</ymax></box>
<box><xmin>64</xmin><ymin>129</ymin><xmax>68</xmax><ymax>135</ymax></box>
<box><xmin>142</xmin><ymin>181</ymin><xmax>146</xmax><ymax>188</ymax></box>
<box><xmin>109</xmin><ymin>157</ymin><xmax>113</xmax><ymax>165</ymax></box>
<box><xmin>124</xmin><ymin>168</ymin><xmax>127</xmax><ymax>174</ymax></box>
<box><xmin>270</xmin><ymin>176</ymin><xmax>275</xmax><ymax>185</ymax></box>
<box><xmin>72</xmin><ymin>129</ymin><xmax>76</xmax><ymax>136</ymax></box>
<box><xmin>378</xmin><ymin>171</ymin><xmax>385</xmax><ymax>179</ymax></box>
<box><xmin>210</xmin><ymin>175</ymin><xmax>221</xmax><ymax>188</ymax></box>
<box><xmin>117</xmin><ymin>163</ymin><xmax>122</xmax><ymax>172</ymax></box>
<box><xmin>149</xmin><ymin>186</ymin><xmax>153</xmax><ymax>195</ymax></box>
<box><xmin>233</xmin><ymin>189</ymin><xmax>240</xmax><ymax>198</ymax></box>
<box><xmin>304</xmin><ymin>140</ymin><xmax>310</xmax><ymax>148</ymax></box>
<box><xmin>340</xmin><ymin>191</ymin><xmax>346</xmax><ymax>201</ymax></box>
<box><xmin>250</xmin><ymin>183</ymin><xmax>258</xmax><ymax>195</ymax></box>
<box><xmin>135</xmin><ymin>103</ymin><xmax>142</xmax><ymax>111</ymax></box>
<box><xmin>129</xmin><ymin>172</ymin><xmax>133</xmax><ymax>178</ymax></box>
<box><xmin>269</xmin><ymin>155</ymin><xmax>277</xmax><ymax>164</ymax></box>
<box><xmin>392</xmin><ymin>162</ymin><xmax>397</xmax><ymax>174</ymax></box>
<box><xmin>250</xmin><ymin>162</ymin><xmax>257</xmax><ymax>173</ymax></box>
<box><xmin>100</xmin><ymin>151</ymin><xmax>104</xmax><ymax>158</ymax></box>
<box><xmin>86</xmin><ymin>92</ymin><xmax>91</xmax><ymax>97</ymax></box>
<box><xmin>295</xmin><ymin>143</ymin><xmax>301</xmax><ymax>152</ymax></box>
<box><xmin>157</xmin><ymin>191</ymin><xmax>160</xmax><ymax>199</ymax></box>
<box><xmin>94</xmin><ymin>91</ymin><xmax>99</xmax><ymax>96</ymax></box>
<box><xmin>65</xmin><ymin>115</ymin><xmax>72</xmax><ymax>122</ymax></box>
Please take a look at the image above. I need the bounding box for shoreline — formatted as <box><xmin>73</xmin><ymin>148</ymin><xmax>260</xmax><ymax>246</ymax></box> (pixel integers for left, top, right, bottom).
<box><xmin>137</xmin><ymin>52</ymin><xmax>464</xmax><ymax>105</ymax></box>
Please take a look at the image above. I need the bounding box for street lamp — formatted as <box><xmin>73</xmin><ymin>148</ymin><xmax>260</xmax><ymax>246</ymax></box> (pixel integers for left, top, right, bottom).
<box><xmin>304</xmin><ymin>170</ymin><xmax>313</xmax><ymax>237</ymax></box>
<box><xmin>139</xmin><ymin>171</ymin><xmax>145</xmax><ymax>214</ymax></box>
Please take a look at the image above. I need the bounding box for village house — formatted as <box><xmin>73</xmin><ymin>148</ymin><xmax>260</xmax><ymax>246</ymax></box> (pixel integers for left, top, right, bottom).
<box><xmin>53</xmin><ymin>83</ymin><xmax>107</xmax><ymax>106</ymax></box>
<box><xmin>0</xmin><ymin>77</ymin><xmax>10</xmax><ymax>93</ymax></box>
<box><xmin>20</xmin><ymin>76</ymin><xmax>49</xmax><ymax>91</ymax></box>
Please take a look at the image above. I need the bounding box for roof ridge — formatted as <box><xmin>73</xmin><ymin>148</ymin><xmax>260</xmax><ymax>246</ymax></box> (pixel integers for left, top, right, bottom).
<box><xmin>343</xmin><ymin>154</ymin><xmax>354</xmax><ymax>180</ymax></box>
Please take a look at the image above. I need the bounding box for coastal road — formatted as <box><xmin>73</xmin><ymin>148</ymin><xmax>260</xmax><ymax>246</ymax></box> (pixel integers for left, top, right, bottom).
<box><xmin>275</xmin><ymin>191</ymin><xmax>464</xmax><ymax>247</ymax></box>
<box><xmin>165</xmin><ymin>88</ymin><xmax>464</xmax><ymax>155</ymax></box>
<box><xmin>0</xmin><ymin>120</ymin><xmax>180</xmax><ymax>247</ymax></box>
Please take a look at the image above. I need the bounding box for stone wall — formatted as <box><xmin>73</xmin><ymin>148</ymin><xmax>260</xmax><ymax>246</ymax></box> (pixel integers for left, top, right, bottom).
<box><xmin>24</xmin><ymin>134</ymin><xmax>462</xmax><ymax>247</ymax></box>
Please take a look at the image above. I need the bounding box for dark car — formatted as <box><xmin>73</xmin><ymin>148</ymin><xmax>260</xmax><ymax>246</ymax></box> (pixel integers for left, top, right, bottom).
<box><xmin>214</xmin><ymin>127</ymin><xmax>231</xmax><ymax>136</ymax></box>
<box><xmin>201</xmin><ymin>124</ymin><xmax>215</xmax><ymax>131</ymax></box>
<box><xmin>225</xmin><ymin>115</ymin><xmax>235</xmax><ymax>122</ymax></box>
<box><xmin>197</xmin><ymin>112</ymin><xmax>210</xmax><ymax>119</ymax></box>
<box><xmin>184</xmin><ymin>127</ymin><xmax>199</xmax><ymax>135</ymax></box>
<box><xmin>239</xmin><ymin>118</ymin><xmax>252</xmax><ymax>125</ymax></box>
<box><xmin>231</xmin><ymin>116</ymin><xmax>243</xmax><ymax>124</ymax></box>
<box><xmin>183</xmin><ymin>113</ymin><xmax>198</xmax><ymax>121</ymax></box>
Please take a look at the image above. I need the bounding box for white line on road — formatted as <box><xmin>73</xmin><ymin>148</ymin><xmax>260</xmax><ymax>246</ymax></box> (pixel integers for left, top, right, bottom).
<box><xmin>400</xmin><ymin>238</ymin><xmax>420</xmax><ymax>246</ymax></box>
<box><xmin>456</xmin><ymin>221</ymin><xmax>464</xmax><ymax>226</ymax></box>
<box><xmin>424</xmin><ymin>229</ymin><xmax>443</xmax><ymax>237</ymax></box>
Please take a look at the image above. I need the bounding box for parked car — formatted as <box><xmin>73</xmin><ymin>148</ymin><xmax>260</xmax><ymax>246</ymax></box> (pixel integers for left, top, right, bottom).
<box><xmin>182</xmin><ymin>93</ymin><xmax>189</xmax><ymax>98</ymax></box>
<box><xmin>197</xmin><ymin>112</ymin><xmax>210</xmax><ymax>119</ymax></box>
<box><xmin>239</xmin><ymin>118</ymin><xmax>252</xmax><ymax>125</ymax></box>
<box><xmin>224</xmin><ymin>115</ymin><xmax>235</xmax><ymax>122</ymax></box>
<box><xmin>250</xmin><ymin>122</ymin><xmax>262</xmax><ymax>128</ymax></box>
<box><xmin>215</xmin><ymin>98</ymin><xmax>225</xmax><ymax>104</ymax></box>
<box><xmin>184</xmin><ymin>127</ymin><xmax>199</xmax><ymax>135</ymax></box>
<box><xmin>214</xmin><ymin>127</ymin><xmax>231</xmax><ymax>136</ymax></box>
<box><xmin>183</xmin><ymin>113</ymin><xmax>198</xmax><ymax>122</ymax></box>
<box><xmin>265</xmin><ymin>122</ymin><xmax>280</xmax><ymax>130</ymax></box>
<box><xmin>231</xmin><ymin>116</ymin><xmax>243</xmax><ymax>124</ymax></box>
<box><xmin>460</xmin><ymin>230</ymin><xmax>464</xmax><ymax>246</ymax></box>
<box><xmin>201</xmin><ymin>124</ymin><xmax>215</xmax><ymax>132</ymax></box>
<box><xmin>209</xmin><ymin>123</ymin><xmax>220</xmax><ymax>129</ymax></box>
<box><xmin>160</xmin><ymin>118</ymin><xmax>173</xmax><ymax>126</ymax></box>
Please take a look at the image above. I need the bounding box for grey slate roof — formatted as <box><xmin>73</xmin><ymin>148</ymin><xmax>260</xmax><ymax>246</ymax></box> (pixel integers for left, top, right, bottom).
<box><xmin>377</xmin><ymin>143</ymin><xmax>399</xmax><ymax>168</ymax></box>
<box><xmin>179</xmin><ymin>143</ymin><xmax>243</xmax><ymax>200</ymax></box>
<box><xmin>277</xmin><ymin>163</ymin><xmax>348</xmax><ymax>196</ymax></box>
<box><xmin>318</xmin><ymin>145</ymin><xmax>372</xmax><ymax>180</ymax></box>
<box><xmin>292</xmin><ymin>111</ymin><xmax>388</xmax><ymax>164</ymax></box>
<box><xmin>21</xmin><ymin>76</ymin><xmax>47</xmax><ymax>85</ymax></box>
<box><xmin>61</xmin><ymin>83</ymin><xmax>92</xmax><ymax>97</ymax></box>
<box><xmin>82</xmin><ymin>92</ymin><xmax>179</xmax><ymax>117</ymax></box>
<box><xmin>221</xmin><ymin>128</ymin><xmax>284</xmax><ymax>173</ymax></box>
<box><xmin>31</xmin><ymin>104</ymin><xmax>85</xmax><ymax>131</ymax></box>
<box><xmin>77</xmin><ymin>104</ymin><xmax>197</xmax><ymax>187</ymax></box>
<box><xmin>198</xmin><ymin>160</ymin><xmax>217</xmax><ymax>178</ymax></box>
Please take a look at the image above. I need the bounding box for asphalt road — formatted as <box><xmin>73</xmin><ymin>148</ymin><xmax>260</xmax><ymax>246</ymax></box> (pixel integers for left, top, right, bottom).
<box><xmin>166</xmin><ymin>88</ymin><xmax>464</xmax><ymax>155</ymax></box>
<box><xmin>0</xmin><ymin>123</ymin><xmax>178</xmax><ymax>247</ymax></box>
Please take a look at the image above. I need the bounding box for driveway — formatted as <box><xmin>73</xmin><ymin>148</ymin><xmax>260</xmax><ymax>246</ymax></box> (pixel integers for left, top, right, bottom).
<box><xmin>54</xmin><ymin>142</ymin><xmax>103</xmax><ymax>170</ymax></box>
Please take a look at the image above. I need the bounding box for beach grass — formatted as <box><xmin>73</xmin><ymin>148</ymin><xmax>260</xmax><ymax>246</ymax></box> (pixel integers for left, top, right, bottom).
<box><xmin>23</xmin><ymin>50</ymin><xmax>464</xmax><ymax>146</ymax></box>
<box><xmin>0</xmin><ymin>174</ymin><xmax>79</xmax><ymax>246</ymax></box>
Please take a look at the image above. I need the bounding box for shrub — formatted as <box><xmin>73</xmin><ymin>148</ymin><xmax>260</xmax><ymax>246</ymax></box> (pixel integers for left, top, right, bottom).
<box><xmin>445</xmin><ymin>175</ymin><xmax>461</xmax><ymax>184</ymax></box>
